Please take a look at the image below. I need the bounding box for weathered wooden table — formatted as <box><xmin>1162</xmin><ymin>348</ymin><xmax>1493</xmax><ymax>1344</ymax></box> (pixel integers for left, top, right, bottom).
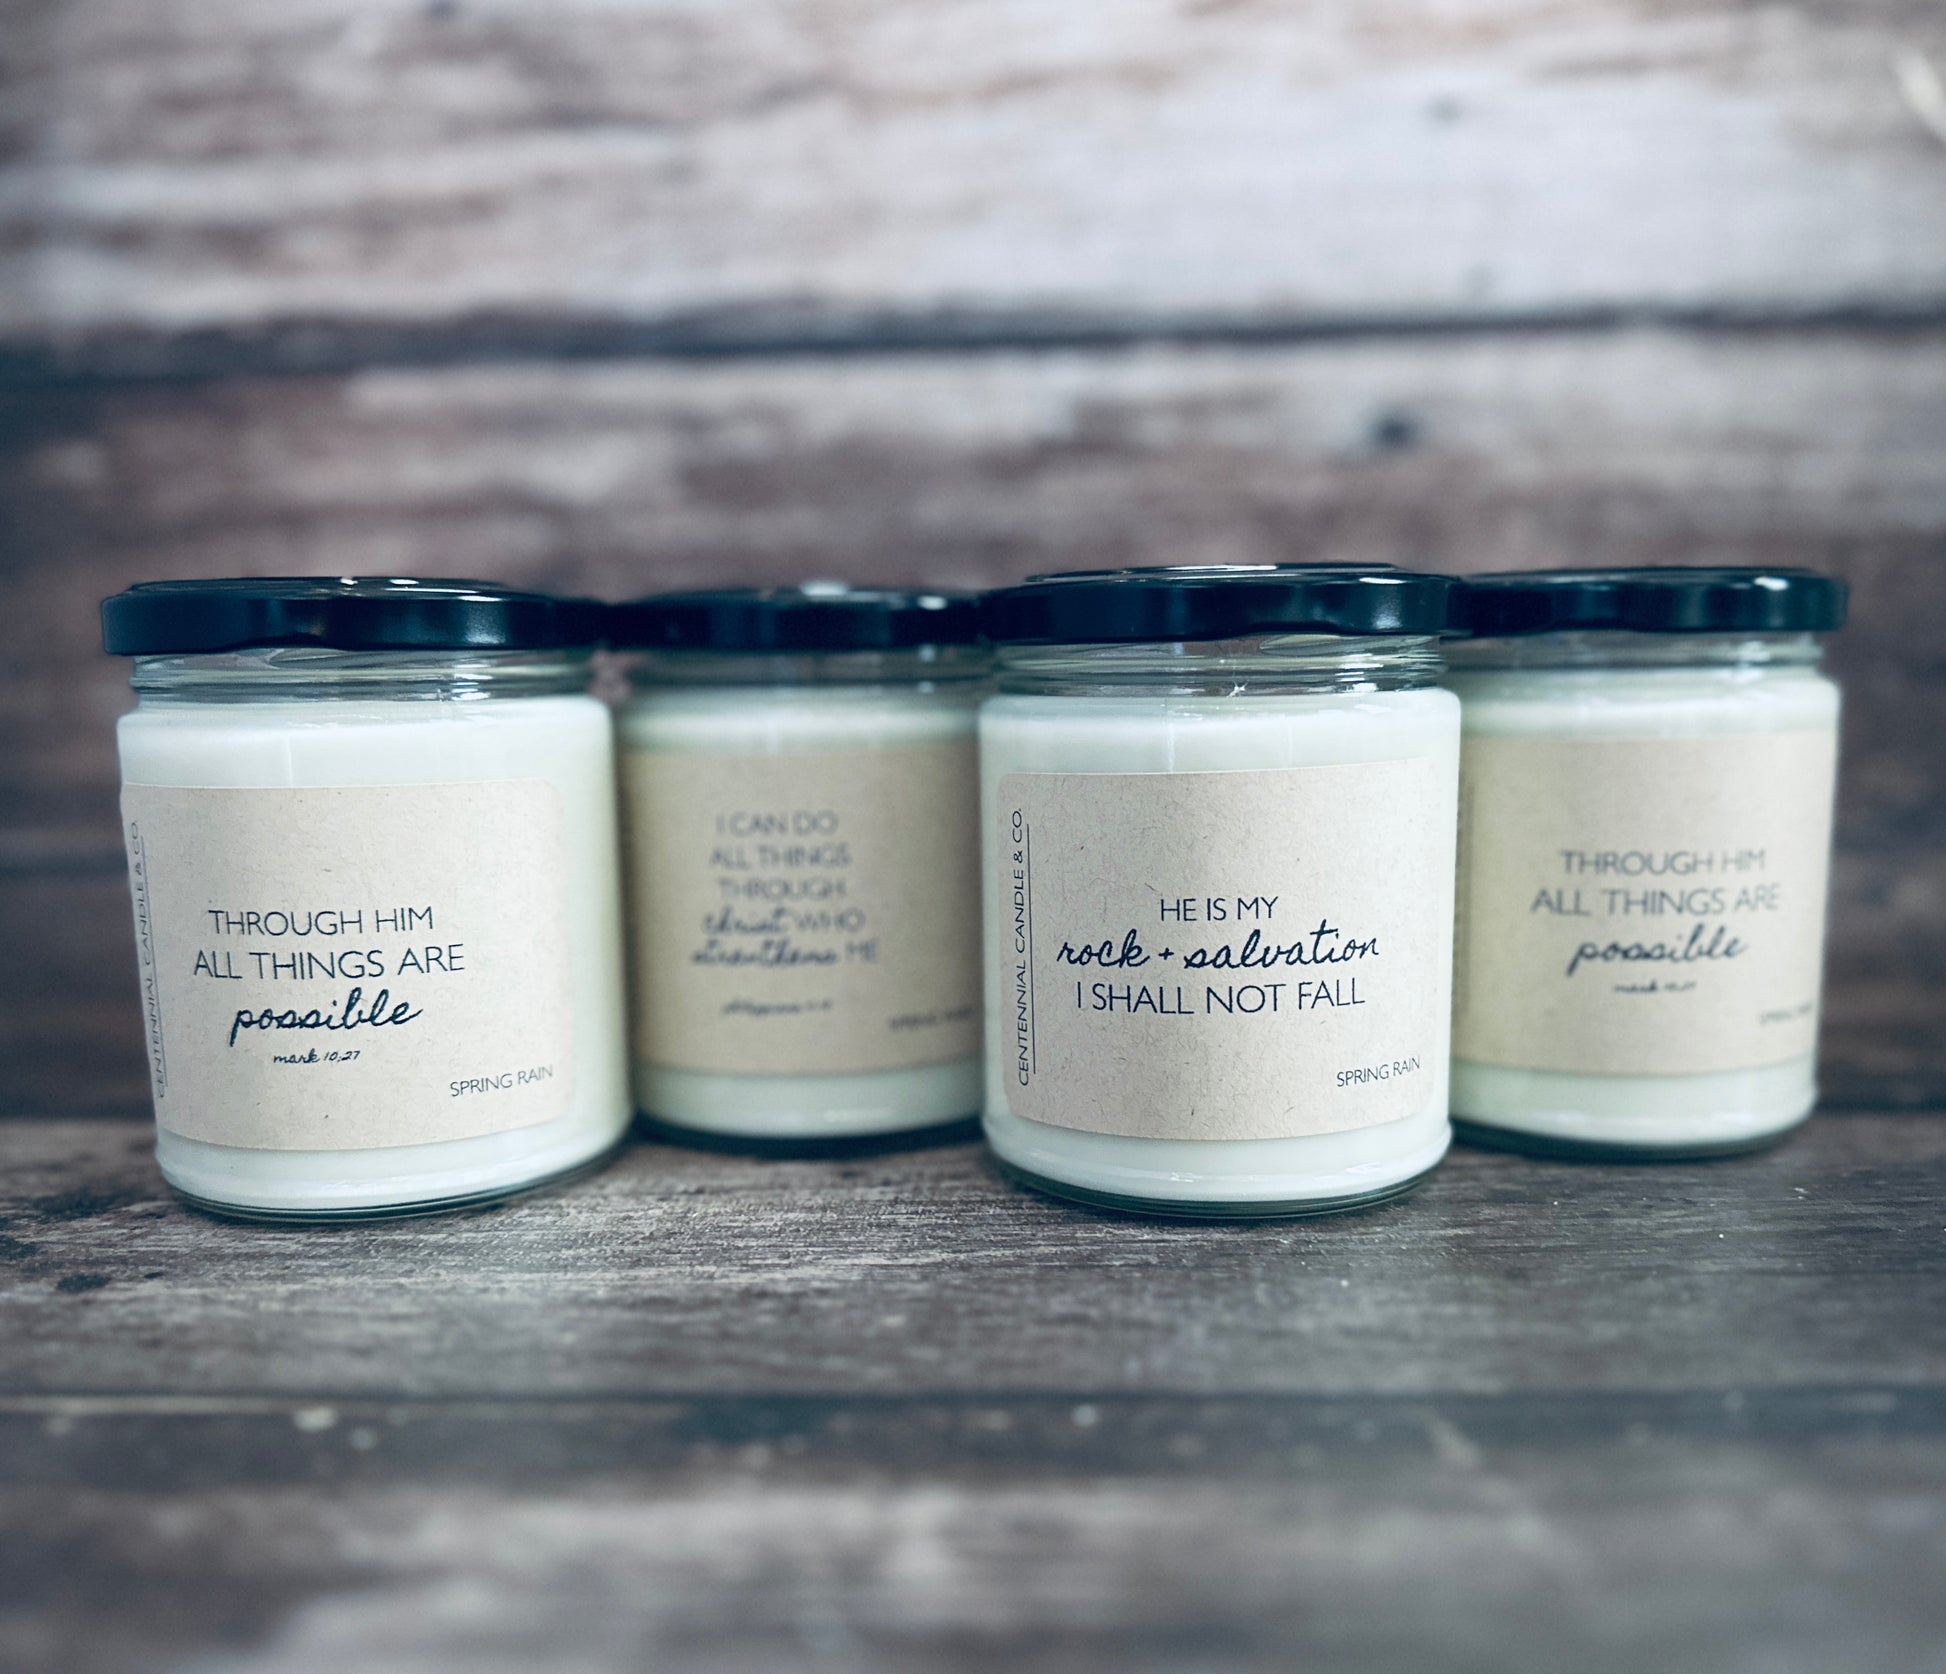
<box><xmin>1</xmin><ymin>1111</ymin><xmax>1941</xmax><ymax>1673</ymax></box>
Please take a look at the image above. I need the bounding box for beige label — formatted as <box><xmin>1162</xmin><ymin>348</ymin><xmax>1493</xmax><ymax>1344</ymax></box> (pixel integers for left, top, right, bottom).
<box><xmin>121</xmin><ymin>782</ymin><xmax>576</xmax><ymax>1151</ymax></box>
<box><xmin>997</xmin><ymin>760</ymin><xmax>1452</xmax><ymax>1142</ymax></box>
<box><xmin>623</xmin><ymin>742</ymin><xmax>981</xmax><ymax>1075</ymax></box>
<box><xmin>1453</xmin><ymin>729</ymin><xmax>1838</xmax><ymax>1075</ymax></box>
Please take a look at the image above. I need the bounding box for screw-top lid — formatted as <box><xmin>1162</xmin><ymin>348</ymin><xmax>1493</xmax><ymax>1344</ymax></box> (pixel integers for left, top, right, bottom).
<box><xmin>980</xmin><ymin>564</ymin><xmax>1455</xmax><ymax>645</ymax></box>
<box><xmin>101</xmin><ymin>577</ymin><xmax>601</xmax><ymax>655</ymax></box>
<box><xmin>608</xmin><ymin>582</ymin><xmax>983</xmax><ymax>653</ymax></box>
<box><xmin>1457</xmin><ymin>567</ymin><xmax>1848</xmax><ymax>637</ymax></box>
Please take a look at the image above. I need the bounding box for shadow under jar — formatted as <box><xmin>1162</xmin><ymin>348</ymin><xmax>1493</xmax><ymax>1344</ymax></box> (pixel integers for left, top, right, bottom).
<box><xmin>101</xmin><ymin>578</ymin><xmax>632</xmax><ymax>1220</ymax></box>
<box><xmin>979</xmin><ymin>565</ymin><xmax>1461</xmax><ymax>1218</ymax></box>
<box><xmin>611</xmin><ymin>585</ymin><xmax>989</xmax><ymax>1144</ymax></box>
<box><xmin>1447</xmin><ymin>567</ymin><xmax>1847</xmax><ymax>1159</ymax></box>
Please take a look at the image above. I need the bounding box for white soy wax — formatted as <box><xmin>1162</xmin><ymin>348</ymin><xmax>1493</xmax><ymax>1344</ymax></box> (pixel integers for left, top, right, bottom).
<box><xmin>612</xmin><ymin>587</ymin><xmax>987</xmax><ymax>1142</ymax></box>
<box><xmin>1447</xmin><ymin>568</ymin><xmax>1847</xmax><ymax>1156</ymax></box>
<box><xmin>104</xmin><ymin>579</ymin><xmax>631</xmax><ymax>1218</ymax></box>
<box><xmin>978</xmin><ymin>566</ymin><xmax>1461</xmax><ymax>1217</ymax></box>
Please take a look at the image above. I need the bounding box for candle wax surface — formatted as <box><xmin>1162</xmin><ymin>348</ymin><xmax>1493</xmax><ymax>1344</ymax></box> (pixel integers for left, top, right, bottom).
<box><xmin>980</xmin><ymin>686</ymin><xmax>1460</xmax><ymax>1207</ymax></box>
<box><xmin>1448</xmin><ymin>659</ymin><xmax>1841</xmax><ymax>1150</ymax></box>
<box><xmin>620</xmin><ymin>683</ymin><xmax>983</xmax><ymax>1139</ymax></box>
<box><xmin>118</xmin><ymin>694</ymin><xmax>632</xmax><ymax>1213</ymax></box>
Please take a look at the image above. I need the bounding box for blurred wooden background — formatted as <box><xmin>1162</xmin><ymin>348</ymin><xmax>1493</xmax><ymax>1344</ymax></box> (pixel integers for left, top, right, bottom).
<box><xmin>2</xmin><ymin>0</ymin><xmax>1943</xmax><ymax>1115</ymax></box>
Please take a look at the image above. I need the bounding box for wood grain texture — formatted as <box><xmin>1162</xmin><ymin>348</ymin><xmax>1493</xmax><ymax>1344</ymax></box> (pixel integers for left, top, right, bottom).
<box><xmin>2</xmin><ymin>1115</ymin><xmax>1945</xmax><ymax>1672</ymax></box>
<box><xmin>1</xmin><ymin>1394</ymin><xmax>1943</xmax><ymax>1674</ymax></box>
<box><xmin>2</xmin><ymin>1115</ymin><xmax>1943</xmax><ymax>1400</ymax></box>
<box><xmin>6</xmin><ymin>329</ymin><xmax>1944</xmax><ymax>842</ymax></box>
<box><xmin>4</xmin><ymin>6</ymin><xmax>1942</xmax><ymax>1665</ymax></box>
<box><xmin>4</xmin><ymin>330</ymin><xmax>1941</xmax><ymax>1112</ymax></box>
<box><xmin>5</xmin><ymin>0</ymin><xmax>1946</xmax><ymax>357</ymax></box>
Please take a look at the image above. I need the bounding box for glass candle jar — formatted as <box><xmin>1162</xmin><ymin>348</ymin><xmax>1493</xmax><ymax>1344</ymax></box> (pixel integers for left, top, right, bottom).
<box><xmin>611</xmin><ymin>585</ymin><xmax>988</xmax><ymax>1143</ymax></box>
<box><xmin>1447</xmin><ymin>567</ymin><xmax>1847</xmax><ymax>1157</ymax></box>
<box><xmin>101</xmin><ymin>577</ymin><xmax>632</xmax><ymax>1219</ymax></box>
<box><xmin>978</xmin><ymin>565</ymin><xmax>1461</xmax><ymax>1217</ymax></box>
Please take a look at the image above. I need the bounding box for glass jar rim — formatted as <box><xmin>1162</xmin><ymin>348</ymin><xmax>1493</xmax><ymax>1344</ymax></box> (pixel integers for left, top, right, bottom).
<box><xmin>624</xmin><ymin>643</ymin><xmax>990</xmax><ymax>689</ymax></box>
<box><xmin>127</xmin><ymin>645</ymin><xmax>594</xmax><ymax>701</ymax></box>
<box><xmin>1444</xmin><ymin>629</ymin><xmax>1827</xmax><ymax>672</ymax></box>
<box><xmin>992</xmin><ymin>632</ymin><xmax>1444</xmax><ymax>697</ymax></box>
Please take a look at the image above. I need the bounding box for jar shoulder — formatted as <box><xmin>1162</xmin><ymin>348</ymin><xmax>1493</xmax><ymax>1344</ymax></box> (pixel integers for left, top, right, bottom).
<box><xmin>1446</xmin><ymin>666</ymin><xmax>1840</xmax><ymax>737</ymax></box>
<box><xmin>619</xmin><ymin>682</ymin><xmax>980</xmax><ymax>752</ymax></box>
<box><xmin>116</xmin><ymin>693</ymin><xmax>616</xmax><ymax>790</ymax></box>
<box><xmin>978</xmin><ymin>686</ymin><xmax>1460</xmax><ymax>775</ymax></box>
<box><xmin>980</xmin><ymin>685</ymin><xmax>1461</xmax><ymax>721</ymax></box>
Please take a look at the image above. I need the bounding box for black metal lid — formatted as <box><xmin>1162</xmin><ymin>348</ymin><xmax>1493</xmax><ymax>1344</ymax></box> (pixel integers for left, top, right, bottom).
<box><xmin>101</xmin><ymin>577</ymin><xmax>600</xmax><ymax>655</ymax></box>
<box><xmin>608</xmin><ymin>583</ymin><xmax>983</xmax><ymax>653</ymax></box>
<box><xmin>981</xmin><ymin>564</ymin><xmax>1455</xmax><ymax>645</ymax></box>
<box><xmin>1458</xmin><ymin>567</ymin><xmax>1848</xmax><ymax>637</ymax></box>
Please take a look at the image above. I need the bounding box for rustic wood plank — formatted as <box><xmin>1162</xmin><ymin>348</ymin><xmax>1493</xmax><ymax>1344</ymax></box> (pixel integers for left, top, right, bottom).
<box><xmin>5</xmin><ymin>0</ymin><xmax>1946</xmax><ymax>357</ymax></box>
<box><xmin>1</xmin><ymin>1114</ymin><xmax>1943</xmax><ymax>1399</ymax></box>
<box><xmin>2</xmin><ymin>1390</ymin><xmax>1944</xmax><ymax>1674</ymax></box>
<box><xmin>5</xmin><ymin>328</ymin><xmax>1943</xmax><ymax>845</ymax></box>
<box><xmin>0</xmin><ymin>872</ymin><xmax>147</xmax><ymax>1115</ymax></box>
<box><xmin>2</xmin><ymin>1388</ymin><xmax>1939</xmax><ymax>1491</ymax></box>
<box><xmin>2</xmin><ymin>1115</ymin><xmax>1945</xmax><ymax>1672</ymax></box>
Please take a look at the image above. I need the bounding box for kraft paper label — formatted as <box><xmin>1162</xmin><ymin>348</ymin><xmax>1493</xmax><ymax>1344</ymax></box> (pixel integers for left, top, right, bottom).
<box><xmin>121</xmin><ymin>782</ymin><xmax>576</xmax><ymax>1151</ymax></box>
<box><xmin>623</xmin><ymin>742</ymin><xmax>981</xmax><ymax>1075</ymax></box>
<box><xmin>1453</xmin><ymin>729</ymin><xmax>1838</xmax><ymax>1075</ymax></box>
<box><xmin>997</xmin><ymin>760</ymin><xmax>1452</xmax><ymax>1141</ymax></box>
